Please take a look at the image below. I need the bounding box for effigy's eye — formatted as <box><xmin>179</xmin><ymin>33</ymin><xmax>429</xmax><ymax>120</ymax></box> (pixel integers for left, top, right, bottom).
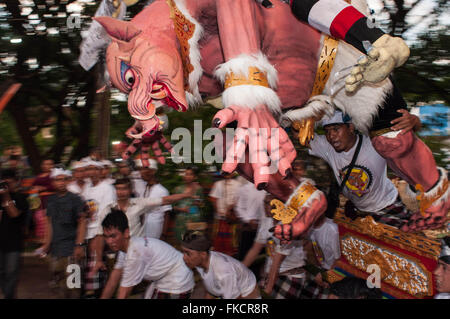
<box><xmin>124</xmin><ymin>69</ymin><xmax>135</xmax><ymax>86</ymax></box>
<box><xmin>120</xmin><ymin>61</ymin><xmax>136</xmax><ymax>89</ymax></box>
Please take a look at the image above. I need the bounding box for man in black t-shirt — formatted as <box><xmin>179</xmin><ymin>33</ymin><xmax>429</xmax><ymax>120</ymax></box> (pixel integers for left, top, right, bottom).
<box><xmin>38</xmin><ymin>168</ymin><xmax>87</xmax><ymax>299</ymax></box>
<box><xmin>0</xmin><ymin>169</ymin><xmax>29</xmax><ymax>299</ymax></box>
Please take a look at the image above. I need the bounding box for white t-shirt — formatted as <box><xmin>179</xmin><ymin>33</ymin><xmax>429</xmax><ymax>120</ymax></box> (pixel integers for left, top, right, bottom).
<box><xmin>120</xmin><ymin>237</ymin><xmax>194</xmax><ymax>294</ymax></box>
<box><xmin>209</xmin><ymin>179</ymin><xmax>241</xmax><ymax>219</ymax></box>
<box><xmin>96</xmin><ymin>197</ymin><xmax>163</xmax><ymax>238</ymax></box>
<box><xmin>234</xmin><ymin>182</ymin><xmax>266</xmax><ymax>223</ymax></box>
<box><xmin>102</xmin><ymin>177</ymin><xmax>115</xmax><ymax>185</ymax></box>
<box><xmin>81</xmin><ymin>180</ymin><xmax>116</xmax><ymax>240</ymax></box>
<box><xmin>196</xmin><ymin>251</ymin><xmax>256</xmax><ymax>299</ymax></box>
<box><xmin>309</xmin><ymin>134</ymin><xmax>398</xmax><ymax>212</ymax></box>
<box><xmin>137</xmin><ymin>183</ymin><xmax>172</xmax><ymax>239</ymax></box>
<box><xmin>256</xmin><ymin>216</ymin><xmax>306</xmax><ymax>276</ymax></box>
<box><xmin>307</xmin><ymin>218</ymin><xmax>341</xmax><ymax>270</ymax></box>
<box><xmin>128</xmin><ymin>171</ymin><xmax>146</xmax><ymax>196</ymax></box>
<box><xmin>67</xmin><ymin>180</ymin><xmax>91</xmax><ymax>195</ymax></box>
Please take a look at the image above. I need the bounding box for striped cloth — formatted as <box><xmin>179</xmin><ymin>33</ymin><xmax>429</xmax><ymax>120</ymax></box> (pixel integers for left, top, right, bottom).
<box><xmin>290</xmin><ymin>0</ymin><xmax>384</xmax><ymax>53</ymax></box>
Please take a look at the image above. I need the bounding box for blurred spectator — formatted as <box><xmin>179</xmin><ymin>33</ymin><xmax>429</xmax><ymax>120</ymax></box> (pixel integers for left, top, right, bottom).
<box><xmin>81</xmin><ymin>161</ymin><xmax>116</xmax><ymax>298</ymax></box>
<box><xmin>173</xmin><ymin>167</ymin><xmax>205</xmax><ymax>244</ymax></box>
<box><xmin>100</xmin><ymin>160</ymin><xmax>115</xmax><ymax>185</ymax></box>
<box><xmin>37</xmin><ymin>168</ymin><xmax>86</xmax><ymax>299</ymax></box>
<box><xmin>0</xmin><ymin>169</ymin><xmax>29</xmax><ymax>299</ymax></box>
<box><xmin>31</xmin><ymin>159</ymin><xmax>55</xmax><ymax>208</ymax></box>
<box><xmin>31</xmin><ymin>159</ymin><xmax>55</xmax><ymax>243</ymax></box>
<box><xmin>209</xmin><ymin>173</ymin><xmax>240</xmax><ymax>256</ymax></box>
<box><xmin>67</xmin><ymin>161</ymin><xmax>91</xmax><ymax>195</ymax></box>
<box><xmin>114</xmin><ymin>160</ymin><xmax>143</xmax><ymax>196</ymax></box>
<box><xmin>134</xmin><ymin>159</ymin><xmax>172</xmax><ymax>239</ymax></box>
<box><xmin>292</xmin><ymin>159</ymin><xmax>316</xmax><ymax>185</ymax></box>
<box><xmin>234</xmin><ymin>179</ymin><xmax>266</xmax><ymax>261</ymax></box>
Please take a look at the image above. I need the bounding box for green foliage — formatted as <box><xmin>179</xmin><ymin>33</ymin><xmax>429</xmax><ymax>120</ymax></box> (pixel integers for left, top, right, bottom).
<box><xmin>0</xmin><ymin>111</ymin><xmax>22</xmax><ymax>150</ymax></box>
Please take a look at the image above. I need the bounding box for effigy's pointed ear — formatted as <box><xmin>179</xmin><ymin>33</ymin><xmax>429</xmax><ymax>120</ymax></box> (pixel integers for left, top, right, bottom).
<box><xmin>93</xmin><ymin>16</ymin><xmax>141</xmax><ymax>52</ymax></box>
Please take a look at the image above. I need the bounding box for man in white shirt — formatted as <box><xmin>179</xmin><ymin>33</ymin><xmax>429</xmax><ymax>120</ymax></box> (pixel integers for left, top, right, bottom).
<box><xmin>307</xmin><ymin>215</ymin><xmax>340</xmax><ymax>271</ymax></box>
<box><xmin>243</xmin><ymin>194</ymin><xmax>308</xmax><ymax>299</ymax></box>
<box><xmin>67</xmin><ymin>161</ymin><xmax>91</xmax><ymax>195</ymax></box>
<box><xmin>97</xmin><ymin>178</ymin><xmax>195</xmax><ymax>298</ymax></box>
<box><xmin>305</xmin><ymin>111</ymin><xmax>414</xmax><ymax>229</ymax></box>
<box><xmin>134</xmin><ymin>159</ymin><xmax>172</xmax><ymax>239</ymax></box>
<box><xmin>101</xmin><ymin>210</ymin><xmax>195</xmax><ymax>299</ymax></box>
<box><xmin>209</xmin><ymin>173</ymin><xmax>241</xmax><ymax>256</ymax></box>
<box><xmin>100</xmin><ymin>160</ymin><xmax>115</xmax><ymax>185</ymax></box>
<box><xmin>181</xmin><ymin>230</ymin><xmax>260</xmax><ymax>299</ymax></box>
<box><xmin>234</xmin><ymin>179</ymin><xmax>266</xmax><ymax>260</ymax></box>
<box><xmin>434</xmin><ymin>237</ymin><xmax>450</xmax><ymax>299</ymax></box>
<box><xmin>80</xmin><ymin>160</ymin><xmax>116</xmax><ymax>296</ymax></box>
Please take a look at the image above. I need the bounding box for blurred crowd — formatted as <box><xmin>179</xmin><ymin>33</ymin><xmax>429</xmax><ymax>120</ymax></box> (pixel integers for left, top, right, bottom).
<box><xmin>0</xmin><ymin>144</ymin><xmax>448</xmax><ymax>300</ymax></box>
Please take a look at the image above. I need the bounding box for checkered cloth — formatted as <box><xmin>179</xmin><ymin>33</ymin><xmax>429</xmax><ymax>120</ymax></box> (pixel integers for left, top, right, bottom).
<box><xmin>150</xmin><ymin>289</ymin><xmax>192</xmax><ymax>299</ymax></box>
<box><xmin>271</xmin><ymin>276</ymin><xmax>304</xmax><ymax>299</ymax></box>
<box><xmin>354</xmin><ymin>197</ymin><xmax>413</xmax><ymax>229</ymax></box>
<box><xmin>84</xmin><ymin>250</ymin><xmax>107</xmax><ymax>292</ymax></box>
<box><xmin>269</xmin><ymin>272</ymin><xmax>330</xmax><ymax>299</ymax></box>
<box><xmin>299</xmin><ymin>273</ymin><xmax>330</xmax><ymax>299</ymax></box>
<box><xmin>212</xmin><ymin>219</ymin><xmax>238</xmax><ymax>256</ymax></box>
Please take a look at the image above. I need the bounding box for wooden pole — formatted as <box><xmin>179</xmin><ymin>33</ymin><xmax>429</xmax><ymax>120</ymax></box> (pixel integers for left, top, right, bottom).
<box><xmin>0</xmin><ymin>83</ymin><xmax>22</xmax><ymax>115</ymax></box>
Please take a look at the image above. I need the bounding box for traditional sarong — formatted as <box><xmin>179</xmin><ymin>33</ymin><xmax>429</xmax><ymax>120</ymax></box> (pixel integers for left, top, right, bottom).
<box><xmin>271</xmin><ymin>276</ymin><xmax>304</xmax><ymax>299</ymax></box>
<box><xmin>83</xmin><ymin>250</ymin><xmax>107</xmax><ymax>293</ymax></box>
<box><xmin>353</xmin><ymin>196</ymin><xmax>413</xmax><ymax>229</ymax></box>
<box><xmin>212</xmin><ymin>219</ymin><xmax>238</xmax><ymax>256</ymax></box>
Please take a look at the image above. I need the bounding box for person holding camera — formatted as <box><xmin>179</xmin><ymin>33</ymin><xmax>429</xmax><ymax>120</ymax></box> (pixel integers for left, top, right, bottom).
<box><xmin>0</xmin><ymin>169</ymin><xmax>29</xmax><ymax>299</ymax></box>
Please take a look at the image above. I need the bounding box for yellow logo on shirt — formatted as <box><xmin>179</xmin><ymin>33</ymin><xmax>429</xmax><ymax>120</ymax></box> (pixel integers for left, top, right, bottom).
<box><xmin>339</xmin><ymin>165</ymin><xmax>373</xmax><ymax>197</ymax></box>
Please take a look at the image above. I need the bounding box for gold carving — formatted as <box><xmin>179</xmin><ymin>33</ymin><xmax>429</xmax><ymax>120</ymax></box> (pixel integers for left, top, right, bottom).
<box><xmin>288</xmin><ymin>182</ymin><xmax>318</xmax><ymax>212</ymax></box>
<box><xmin>270</xmin><ymin>199</ymin><xmax>298</xmax><ymax>224</ymax></box>
<box><xmin>293</xmin><ymin>36</ymin><xmax>339</xmax><ymax>146</ymax></box>
<box><xmin>334</xmin><ymin>209</ymin><xmax>441</xmax><ymax>259</ymax></box>
<box><xmin>416</xmin><ymin>178</ymin><xmax>449</xmax><ymax>216</ymax></box>
<box><xmin>167</xmin><ymin>0</ymin><xmax>195</xmax><ymax>91</ymax></box>
<box><xmin>224</xmin><ymin>66</ymin><xmax>270</xmax><ymax>89</ymax></box>
<box><xmin>341</xmin><ymin>235</ymin><xmax>433</xmax><ymax>296</ymax></box>
<box><xmin>293</xmin><ymin>118</ymin><xmax>316</xmax><ymax>147</ymax></box>
<box><xmin>270</xmin><ymin>182</ymin><xmax>318</xmax><ymax>224</ymax></box>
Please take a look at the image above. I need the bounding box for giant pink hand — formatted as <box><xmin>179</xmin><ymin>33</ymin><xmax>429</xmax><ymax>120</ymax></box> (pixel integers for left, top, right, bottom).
<box><xmin>232</xmin><ymin>149</ymin><xmax>328</xmax><ymax>242</ymax></box>
<box><xmin>213</xmin><ymin>105</ymin><xmax>296</xmax><ymax>189</ymax></box>
<box><xmin>400</xmin><ymin>199</ymin><xmax>449</xmax><ymax>233</ymax></box>
<box><xmin>272</xmin><ymin>191</ymin><xmax>327</xmax><ymax>243</ymax></box>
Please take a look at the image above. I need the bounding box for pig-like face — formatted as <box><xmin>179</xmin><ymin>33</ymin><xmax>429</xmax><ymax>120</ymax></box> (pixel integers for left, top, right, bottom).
<box><xmin>95</xmin><ymin>17</ymin><xmax>187</xmax><ymax>139</ymax></box>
